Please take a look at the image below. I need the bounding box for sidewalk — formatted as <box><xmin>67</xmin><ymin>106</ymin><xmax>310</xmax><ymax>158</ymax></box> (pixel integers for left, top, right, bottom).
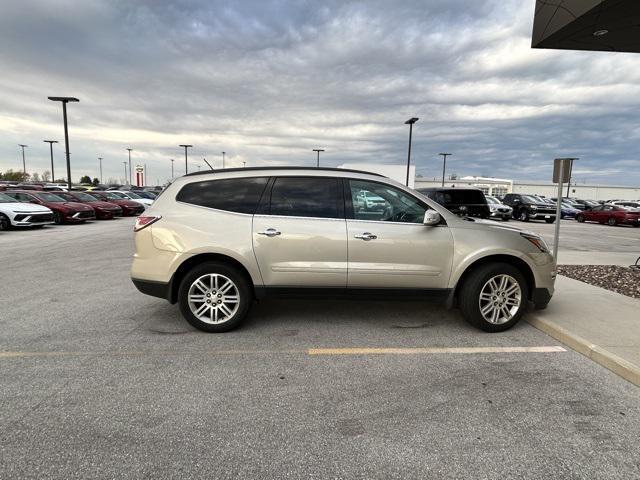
<box><xmin>527</xmin><ymin>275</ymin><xmax>640</xmax><ymax>386</ymax></box>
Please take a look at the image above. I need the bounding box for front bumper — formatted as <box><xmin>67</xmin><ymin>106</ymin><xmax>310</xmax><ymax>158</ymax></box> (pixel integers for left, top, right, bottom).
<box><xmin>530</xmin><ymin>212</ymin><xmax>556</xmax><ymax>221</ymax></box>
<box><xmin>11</xmin><ymin>212</ymin><xmax>54</xmax><ymax>226</ymax></box>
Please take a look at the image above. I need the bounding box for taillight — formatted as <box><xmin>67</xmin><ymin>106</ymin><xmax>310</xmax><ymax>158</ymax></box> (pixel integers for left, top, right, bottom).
<box><xmin>134</xmin><ymin>215</ymin><xmax>161</xmax><ymax>232</ymax></box>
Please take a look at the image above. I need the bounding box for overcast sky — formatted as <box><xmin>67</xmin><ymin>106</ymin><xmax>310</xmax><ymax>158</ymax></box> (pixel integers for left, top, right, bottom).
<box><xmin>1</xmin><ymin>0</ymin><xmax>640</xmax><ymax>185</ymax></box>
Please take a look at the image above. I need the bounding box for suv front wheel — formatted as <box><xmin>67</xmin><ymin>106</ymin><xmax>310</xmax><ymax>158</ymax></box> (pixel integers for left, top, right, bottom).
<box><xmin>459</xmin><ymin>263</ymin><xmax>529</xmax><ymax>332</ymax></box>
<box><xmin>178</xmin><ymin>262</ymin><xmax>252</xmax><ymax>332</ymax></box>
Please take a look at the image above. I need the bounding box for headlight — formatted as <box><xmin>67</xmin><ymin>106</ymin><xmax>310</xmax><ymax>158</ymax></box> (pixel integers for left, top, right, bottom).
<box><xmin>521</xmin><ymin>232</ymin><xmax>549</xmax><ymax>253</ymax></box>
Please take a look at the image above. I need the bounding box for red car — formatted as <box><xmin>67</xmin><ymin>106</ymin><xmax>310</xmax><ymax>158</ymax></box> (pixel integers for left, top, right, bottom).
<box><xmin>53</xmin><ymin>191</ymin><xmax>123</xmax><ymax>220</ymax></box>
<box><xmin>576</xmin><ymin>204</ymin><xmax>640</xmax><ymax>227</ymax></box>
<box><xmin>89</xmin><ymin>191</ymin><xmax>145</xmax><ymax>216</ymax></box>
<box><xmin>5</xmin><ymin>190</ymin><xmax>96</xmax><ymax>224</ymax></box>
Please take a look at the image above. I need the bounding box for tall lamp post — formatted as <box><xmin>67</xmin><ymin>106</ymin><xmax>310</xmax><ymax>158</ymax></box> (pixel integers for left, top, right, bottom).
<box><xmin>404</xmin><ymin>118</ymin><xmax>419</xmax><ymax>186</ymax></box>
<box><xmin>170</xmin><ymin>159</ymin><xmax>175</xmax><ymax>178</ymax></box>
<box><xmin>123</xmin><ymin>161</ymin><xmax>128</xmax><ymax>183</ymax></box>
<box><xmin>439</xmin><ymin>153</ymin><xmax>452</xmax><ymax>187</ymax></box>
<box><xmin>126</xmin><ymin>148</ymin><xmax>133</xmax><ymax>185</ymax></box>
<box><xmin>222</xmin><ymin>151</ymin><xmax>226</xmax><ymax>169</ymax></box>
<box><xmin>48</xmin><ymin>96</ymin><xmax>79</xmax><ymax>189</ymax></box>
<box><xmin>98</xmin><ymin>157</ymin><xmax>103</xmax><ymax>184</ymax></box>
<box><xmin>43</xmin><ymin>140</ymin><xmax>58</xmax><ymax>181</ymax></box>
<box><xmin>179</xmin><ymin>145</ymin><xmax>192</xmax><ymax>174</ymax></box>
<box><xmin>313</xmin><ymin>149</ymin><xmax>325</xmax><ymax>167</ymax></box>
<box><xmin>18</xmin><ymin>144</ymin><xmax>28</xmax><ymax>177</ymax></box>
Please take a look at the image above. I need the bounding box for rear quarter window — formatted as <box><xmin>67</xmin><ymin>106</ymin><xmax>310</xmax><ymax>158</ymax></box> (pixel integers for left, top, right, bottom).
<box><xmin>176</xmin><ymin>177</ymin><xmax>268</xmax><ymax>214</ymax></box>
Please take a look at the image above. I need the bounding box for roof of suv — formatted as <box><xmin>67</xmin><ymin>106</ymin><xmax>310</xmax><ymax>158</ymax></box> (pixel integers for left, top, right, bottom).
<box><xmin>183</xmin><ymin>166</ymin><xmax>386</xmax><ymax>178</ymax></box>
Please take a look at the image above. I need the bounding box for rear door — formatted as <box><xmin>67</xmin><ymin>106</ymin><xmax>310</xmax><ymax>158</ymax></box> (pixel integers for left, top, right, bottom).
<box><xmin>345</xmin><ymin>179</ymin><xmax>453</xmax><ymax>290</ymax></box>
<box><xmin>252</xmin><ymin>176</ymin><xmax>347</xmax><ymax>288</ymax></box>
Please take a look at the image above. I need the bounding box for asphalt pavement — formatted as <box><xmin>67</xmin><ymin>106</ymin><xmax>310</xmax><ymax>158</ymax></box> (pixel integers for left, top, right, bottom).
<box><xmin>1</xmin><ymin>219</ymin><xmax>639</xmax><ymax>479</ymax></box>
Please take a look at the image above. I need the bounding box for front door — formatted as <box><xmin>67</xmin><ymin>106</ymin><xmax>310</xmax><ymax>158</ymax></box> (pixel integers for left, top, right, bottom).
<box><xmin>345</xmin><ymin>179</ymin><xmax>453</xmax><ymax>289</ymax></box>
<box><xmin>252</xmin><ymin>176</ymin><xmax>347</xmax><ymax>287</ymax></box>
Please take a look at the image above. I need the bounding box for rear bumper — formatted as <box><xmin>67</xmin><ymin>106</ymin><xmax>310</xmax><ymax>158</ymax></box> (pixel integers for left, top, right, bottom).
<box><xmin>132</xmin><ymin>278</ymin><xmax>171</xmax><ymax>301</ymax></box>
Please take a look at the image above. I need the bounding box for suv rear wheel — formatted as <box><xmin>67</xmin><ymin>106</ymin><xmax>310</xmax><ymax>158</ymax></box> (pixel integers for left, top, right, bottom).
<box><xmin>178</xmin><ymin>262</ymin><xmax>252</xmax><ymax>332</ymax></box>
<box><xmin>459</xmin><ymin>263</ymin><xmax>529</xmax><ymax>332</ymax></box>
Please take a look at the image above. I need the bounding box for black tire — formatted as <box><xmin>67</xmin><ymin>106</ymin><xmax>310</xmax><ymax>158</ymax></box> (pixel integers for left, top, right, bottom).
<box><xmin>178</xmin><ymin>262</ymin><xmax>252</xmax><ymax>333</ymax></box>
<box><xmin>0</xmin><ymin>213</ymin><xmax>10</xmax><ymax>231</ymax></box>
<box><xmin>53</xmin><ymin>211</ymin><xmax>63</xmax><ymax>225</ymax></box>
<box><xmin>501</xmin><ymin>217</ymin><xmax>510</xmax><ymax>222</ymax></box>
<box><xmin>518</xmin><ymin>210</ymin><xmax>530</xmax><ymax>222</ymax></box>
<box><xmin>607</xmin><ymin>217</ymin><xmax>617</xmax><ymax>226</ymax></box>
<box><xmin>458</xmin><ymin>263</ymin><xmax>529</xmax><ymax>333</ymax></box>
<box><xmin>576</xmin><ymin>214</ymin><xmax>584</xmax><ymax>223</ymax></box>
<box><xmin>545</xmin><ymin>218</ymin><xmax>555</xmax><ymax>224</ymax></box>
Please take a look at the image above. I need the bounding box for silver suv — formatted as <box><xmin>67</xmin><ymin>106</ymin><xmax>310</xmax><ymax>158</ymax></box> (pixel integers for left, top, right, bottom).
<box><xmin>131</xmin><ymin>167</ymin><xmax>556</xmax><ymax>333</ymax></box>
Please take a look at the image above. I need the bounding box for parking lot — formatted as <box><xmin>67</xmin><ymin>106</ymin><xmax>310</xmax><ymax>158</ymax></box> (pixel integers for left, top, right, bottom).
<box><xmin>1</xmin><ymin>218</ymin><xmax>639</xmax><ymax>479</ymax></box>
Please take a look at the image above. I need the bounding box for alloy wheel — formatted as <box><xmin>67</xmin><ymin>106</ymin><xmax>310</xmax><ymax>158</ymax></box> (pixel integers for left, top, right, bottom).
<box><xmin>187</xmin><ymin>273</ymin><xmax>240</xmax><ymax>324</ymax></box>
<box><xmin>478</xmin><ymin>274</ymin><xmax>522</xmax><ymax>325</ymax></box>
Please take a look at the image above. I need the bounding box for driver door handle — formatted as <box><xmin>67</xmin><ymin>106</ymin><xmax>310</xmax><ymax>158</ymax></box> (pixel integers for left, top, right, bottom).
<box><xmin>354</xmin><ymin>232</ymin><xmax>377</xmax><ymax>241</ymax></box>
<box><xmin>258</xmin><ymin>228</ymin><xmax>281</xmax><ymax>237</ymax></box>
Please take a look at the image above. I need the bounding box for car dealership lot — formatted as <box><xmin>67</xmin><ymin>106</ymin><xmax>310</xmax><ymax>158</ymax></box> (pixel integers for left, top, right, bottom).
<box><xmin>1</xmin><ymin>220</ymin><xmax>639</xmax><ymax>478</ymax></box>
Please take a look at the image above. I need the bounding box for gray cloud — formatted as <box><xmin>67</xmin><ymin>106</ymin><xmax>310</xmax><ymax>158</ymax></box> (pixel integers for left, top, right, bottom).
<box><xmin>1</xmin><ymin>0</ymin><xmax>639</xmax><ymax>185</ymax></box>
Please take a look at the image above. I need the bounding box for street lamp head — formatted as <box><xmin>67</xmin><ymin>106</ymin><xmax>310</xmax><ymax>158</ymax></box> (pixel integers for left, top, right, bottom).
<box><xmin>126</xmin><ymin>148</ymin><xmax>133</xmax><ymax>152</ymax></box>
<box><xmin>405</xmin><ymin>117</ymin><xmax>419</xmax><ymax>125</ymax></box>
<box><xmin>44</xmin><ymin>140</ymin><xmax>58</xmax><ymax>144</ymax></box>
<box><xmin>180</xmin><ymin>144</ymin><xmax>193</xmax><ymax>148</ymax></box>
<box><xmin>48</xmin><ymin>97</ymin><xmax>79</xmax><ymax>103</ymax></box>
<box><xmin>18</xmin><ymin>144</ymin><xmax>28</xmax><ymax>148</ymax></box>
<box><xmin>313</xmin><ymin>149</ymin><xmax>325</xmax><ymax>153</ymax></box>
<box><xmin>439</xmin><ymin>153</ymin><xmax>452</xmax><ymax>156</ymax></box>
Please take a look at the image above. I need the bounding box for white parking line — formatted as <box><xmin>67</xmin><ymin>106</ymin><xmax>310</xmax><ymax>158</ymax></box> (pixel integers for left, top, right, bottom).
<box><xmin>307</xmin><ymin>346</ymin><xmax>566</xmax><ymax>355</ymax></box>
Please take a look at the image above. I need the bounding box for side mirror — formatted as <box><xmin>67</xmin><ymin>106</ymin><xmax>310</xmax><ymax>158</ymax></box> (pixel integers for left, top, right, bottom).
<box><xmin>423</xmin><ymin>210</ymin><xmax>441</xmax><ymax>226</ymax></box>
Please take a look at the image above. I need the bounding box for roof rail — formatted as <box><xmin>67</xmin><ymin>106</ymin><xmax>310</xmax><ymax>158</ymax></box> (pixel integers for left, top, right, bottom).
<box><xmin>183</xmin><ymin>166</ymin><xmax>386</xmax><ymax>178</ymax></box>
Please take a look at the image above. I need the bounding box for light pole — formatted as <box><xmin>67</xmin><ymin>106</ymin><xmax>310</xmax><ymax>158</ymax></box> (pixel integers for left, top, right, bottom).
<box><xmin>565</xmin><ymin>158</ymin><xmax>577</xmax><ymax>197</ymax></box>
<box><xmin>439</xmin><ymin>153</ymin><xmax>452</xmax><ymax>187</ymax></box>
<box><xmin>18</xmin><ymin>144</ymin><xmax>28</xmax><ymax>177</ymax></box>
<box><xmin>170</xmin><ymin>159</ymin><xmax>175</xmax><ymax>178</ymax></box>
<box><xmin>43</xmin><ymin>140</ymin><xmax>58</xmax><ymax>181</ymax></box>
<box><xmin>404</xmin><ymin>118</ymin><xmax>418</xmax><ymax>186</ymax></box>
<box><xmin>222</xmin><ymin>151</ymin><xmax>226</xmax><ymax>169</ymax></box>
<box><xmin>123</xmin><ymin>161</ymin><xmax>127</xmax><ymax>183</ymax></box>
<box><xmin>144</xmin><ymin>163</ymin><xmax>147</xmax><ymax>186</ymax></box>
<box><xmin>243</xmin><ymin>161</ymin><xmax>246</xmax><ymax>168</ymax></box>
<box><xmin>98</xmin><ymin>157</ymin><xmax>103</xmax><ymax>184</ymax></box>
<box><xmin>179</xmin><ymin>145</ymin><xmax>192</xmax><ymax>174</ymax></box>
<box><xmin>313</xmin><ymin>149</ymin><xmax>325</xmax><ymax>167</ymax></box>
<box><xmin>126</xmin><ymin>148</ymin><xmax>133</xmax><ymax>185</ymax></box>
<box><xmin>48</xmin><ymin>96</ymin><xmax>79</xmax><ymax>189</ymax></box>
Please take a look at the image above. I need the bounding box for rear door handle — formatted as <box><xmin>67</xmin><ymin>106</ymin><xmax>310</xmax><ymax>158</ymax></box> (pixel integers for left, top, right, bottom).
<box><xmin>258</xmin><ymin>228</ymin><xmax>281</xmax><ymax>237</ymax></box>
<box><xmin>354</xmin><ymin>232</ymin><xmax>377</xmax><ymax>241</ymax></box>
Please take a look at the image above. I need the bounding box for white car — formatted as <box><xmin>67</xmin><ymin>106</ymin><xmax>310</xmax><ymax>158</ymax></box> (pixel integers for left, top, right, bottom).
<box><xmin>0</xmin><ymin>192</ymin><xmax>55</xmax><ymax>229</ymax></box>
<box><xmin>109</xmin><ymin>191</ymin><xmax>153</xmax><ymax>208</ymax></box>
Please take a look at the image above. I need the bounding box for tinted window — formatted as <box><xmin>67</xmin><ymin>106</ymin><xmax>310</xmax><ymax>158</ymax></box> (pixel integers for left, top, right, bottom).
<box><xmin>177</xmin><ymin>177</ymin><xmax>268</xmax><ymax>214</ymax></box>
<box><xmin>269</xmin><ymin>177</ymin><xmax>342</xmax><ymax>219</ymax></box>
<box><xmin>435</xmin><ymin>189</ymin><xmax>486</xmax><ymax>205</ymax></box>
<box><xmin>349</xmin><ymin>180</ymin><xmax>426</xmax><ymax>223</ymax></box>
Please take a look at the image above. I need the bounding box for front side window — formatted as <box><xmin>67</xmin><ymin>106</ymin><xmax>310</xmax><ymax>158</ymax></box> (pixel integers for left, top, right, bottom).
<box><xmin>349</xmin><ymin>180</ymin><xmax>426</xmax><ymax>223</ymax></box>
<box><xmin>177</xmin><ymin>177</ymin><xmax>268</xmax><ymax>214</ymax></box>
<box><xmin>269</xmin><ymin>177</ymin><xmax>342</xmax><ymax>219</ymax></box>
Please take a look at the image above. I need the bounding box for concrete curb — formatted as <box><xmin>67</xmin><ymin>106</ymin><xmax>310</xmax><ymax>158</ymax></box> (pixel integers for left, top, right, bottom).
<box><xmin>526</xmin><ymin>315</ymin><xmax>640</xmax><ymax>387</ymax></box>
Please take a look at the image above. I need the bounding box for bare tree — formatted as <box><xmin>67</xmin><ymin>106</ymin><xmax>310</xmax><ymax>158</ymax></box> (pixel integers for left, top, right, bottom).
<box><xmin>31</xmin><ymin>172</ymin><xmax>41</xmax><ymax>182</ymax></box>
<box><xmin>42</xmin><ymin>170</ymin><xmax>51</xmax><ymax>182</ymax></box>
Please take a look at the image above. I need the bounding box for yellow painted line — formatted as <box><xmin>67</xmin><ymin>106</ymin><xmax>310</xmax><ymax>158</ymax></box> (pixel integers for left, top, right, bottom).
<box><xmin>307</xmin><ymin>346</ymin><xmax>566</xmax><ymax>355</ymax></box>
<box><xmin>0</xmin><ymin>346</ymin><xmax>566</xmax><ymax>359</ymax></box>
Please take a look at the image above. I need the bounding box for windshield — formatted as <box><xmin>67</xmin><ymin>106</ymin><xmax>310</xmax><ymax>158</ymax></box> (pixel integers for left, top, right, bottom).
<box><xmin>102</xmin><ymin>192</ymin><xmax>122</xmax><ymax>200</ymax></box>
<box><xmin>521</xmin><ymin>195</ymin><xmax>547</xmax><ymax>204</ymax></box>
<box><xmin>109</xmin><ymin>192</ymin><xmax>128</xmax><ymax>199</ymax></box>
<box><xmin>34</xmin><ymin>192</ymin><xmax>67</xmax><ymax>202</ymax></box>
<box><xmin>124</xmin><ymin>192</ymin><xmax>142</xmax><ymax>199</ymax></box>
<box><xmin>0</xmin><ymin>193</ymin><xmax>18</xmax><ymax>203</ymax></box>
<box><xmin>73</xmin><ymin>192</ymin><xmax>98</xmax><ymax>202</ymax></box>
<box><xmin>485</xmin><ymin>196</ymin><xmax>500</xmax><ymax>204</ymax></box>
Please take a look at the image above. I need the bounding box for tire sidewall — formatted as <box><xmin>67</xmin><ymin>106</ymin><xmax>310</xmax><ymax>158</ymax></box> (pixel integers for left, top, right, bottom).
<box><xmin>178</xmin><ymin>262</ymin><xmax>252</xmax><ymax>333</ymax></box>
<box><xmin>607</xmin><ymin>217</ymin><xmax>616</xmax><ymax>226</ymax></box>
<box><xmin>459</xmin><ymin>263</ymin><xmax>530</xmax><ymax>333</ymax></box>
<box><xmin>0</xmin><ymin>213</ymin><xmax>10</xmax><ymax>230</ymax></box>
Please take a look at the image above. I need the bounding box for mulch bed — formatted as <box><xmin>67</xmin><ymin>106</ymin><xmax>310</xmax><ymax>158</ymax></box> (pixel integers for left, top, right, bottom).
<box><xmin>557</xmin><ymin>264</ymin><xmax>640</xmax><ymax>299</ymax></box>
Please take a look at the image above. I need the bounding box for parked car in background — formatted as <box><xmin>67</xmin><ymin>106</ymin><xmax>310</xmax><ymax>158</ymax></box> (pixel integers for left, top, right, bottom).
<box><xmin>53</xmin><ymin>191</ymin><xmax>123</xmax><ymax>220</ymax></box>
<box><xmin>131</xmin><ymin>190</ymin><xmax>157</xmax><ymax>200</ymax></box>
<box><xmin>89</xmin><ymin>191</ymin><xmax>145</xmax><ymax>216</ymax></box>
<box><xmin>576</xmin><ymin>204</ymin><xmax>640</xmax><ymax>227</ymax></box>
<box><xmin>108</xmin><ymin>191</ymin><xmax>153</xmax><ymax>208</ymax></box>
<box><xmin>485</xmin><ymin>196</ymin><xmax>512</xmax><ymax>221</ymax></box>
<box><xmin>132</xmin><ymin>167</ymin><xmax>556</xmax><ymax>334</ymax></box>
<box><xmin>569</xmin><ymin>198</ymin><xmax>599</xmax><ymax>210</ymax></box>
<box><xmin>0</xmin><ymin>192</ymin><xmax>54</xmax><ymax>230</ymax></box>
<box><xmin>417</xmin><ymin>187</ymin><xmax>490</xmax><ymax>219</ymax></box>
<box><xmin>612</xmin><ymin>201</ymin><xmax>640</xmax><ymax>209</ymax></box>
<box><xmin>502</xmin><ymin>194</ymin><xmax>556</xmax><ymax>223</ymax></box>
<box><xmin>4</xmin><ymin>190</ymin><xmax>95</xmax><ymax>224</ymax></box>
<box><xmin>546</xmin><ymin>199</ymin><xmax>581</xmax><ymax>219</ymax></box>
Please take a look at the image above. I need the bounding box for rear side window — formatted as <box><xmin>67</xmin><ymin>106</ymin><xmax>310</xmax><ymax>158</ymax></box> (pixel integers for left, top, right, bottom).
<box><xmin>177</xmin><ymin>177</ymin><xmax>268</xmax><ymax>214</ymax></box>
<box><xmin>269</xmin><ymin>177</ymin><xmax>343</xmax><ymax>219</ymax></box>
<box><xmin>438</xmin><ymin>190</ymin><xmax>486</xmax><ymax>204</ymax></box>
